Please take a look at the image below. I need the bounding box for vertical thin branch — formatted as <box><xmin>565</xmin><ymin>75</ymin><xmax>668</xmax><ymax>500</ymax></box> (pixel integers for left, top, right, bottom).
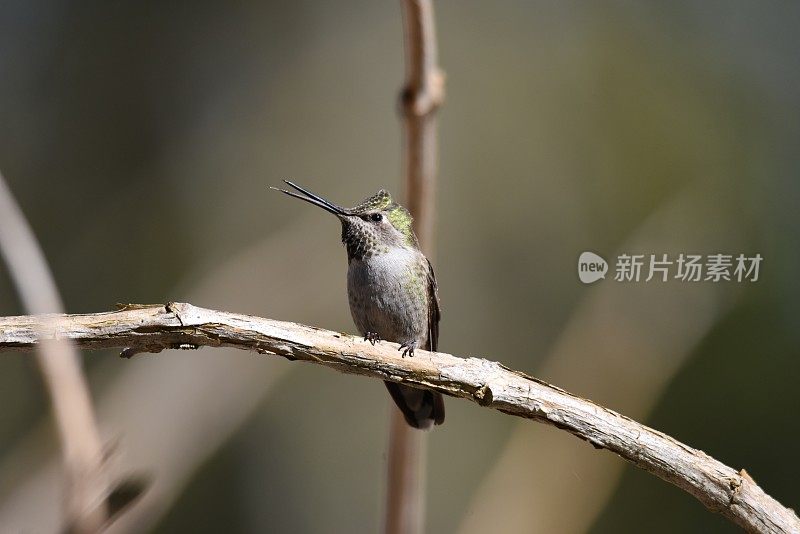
<box><xmin>399</xmin><ymin>0</ymin><xmax>444</xmax><ymax>256</ymax></box>
<box><xmin>385</xmin><ymin>413</ymin><xmax>423</xmax><ymax>534</ymax></box>
<box><xmin>0</xmin><ymin>173</ymin><xmax>110</xmax><ymax>533</ymax></box>
<box><xmin>387</xmin><ymin>2</ymin><xmax>444</xmax><ymax>534</ymax></box>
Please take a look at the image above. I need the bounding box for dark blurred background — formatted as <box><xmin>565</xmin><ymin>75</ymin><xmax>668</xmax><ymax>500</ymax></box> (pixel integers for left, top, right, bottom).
<box><xmin>0</xmin><ymin>1</ymin><xmax>798</xmax><ymax>532</ymax></box>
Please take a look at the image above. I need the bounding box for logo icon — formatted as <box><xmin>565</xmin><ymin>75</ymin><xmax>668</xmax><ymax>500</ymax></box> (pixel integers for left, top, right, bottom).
<box><xmin>578</xmin><ymin>251</ymin><xmax>608</xmax><ymax>284</ymax></box>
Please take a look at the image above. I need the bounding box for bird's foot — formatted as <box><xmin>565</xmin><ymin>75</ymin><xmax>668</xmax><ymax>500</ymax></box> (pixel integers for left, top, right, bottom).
<box><xmin>399</xmin><ymin>341</ymin><xmax>417</xmax><ymax>358</ymax></box>
<box><xmin>364</xmin><ymin>332</ymin><xmax>381</xmax><ymax>345</ymax></box>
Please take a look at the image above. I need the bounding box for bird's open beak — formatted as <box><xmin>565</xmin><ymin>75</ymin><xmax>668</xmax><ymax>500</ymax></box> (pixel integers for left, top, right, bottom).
<box><xmin>271</xmin><ymin>180</ymin><xmax>349</xmax><ymax>216</ymax></box>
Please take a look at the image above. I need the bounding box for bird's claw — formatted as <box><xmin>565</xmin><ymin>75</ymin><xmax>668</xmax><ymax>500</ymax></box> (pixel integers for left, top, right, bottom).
<box><xmin>399</xmin><ymin>341</ymin><xmax>417</xmax><ymax>358</ymax></box>
<box><xmin>364</xmin><ymin>332</ymin><xmax>381</xmax><ymax>345</ymax></box>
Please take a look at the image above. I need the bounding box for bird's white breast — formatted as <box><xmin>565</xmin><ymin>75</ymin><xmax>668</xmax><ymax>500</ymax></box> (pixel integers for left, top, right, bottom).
<box><xmin>348</xmin><ymin>246</ymin><xmax>417</xmax><ymax>288</ymax></box>
<box><xmin>346</xmin><ymin>246</ymin><xmax>427</xmax><ymax>344</ymax></box>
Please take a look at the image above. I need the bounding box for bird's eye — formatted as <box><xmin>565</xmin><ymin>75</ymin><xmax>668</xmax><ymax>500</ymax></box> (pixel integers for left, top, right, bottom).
<box><xmin>370</xmin><ymin>213</ymin><xmax>383</xmax><ymax>222</ymax></box>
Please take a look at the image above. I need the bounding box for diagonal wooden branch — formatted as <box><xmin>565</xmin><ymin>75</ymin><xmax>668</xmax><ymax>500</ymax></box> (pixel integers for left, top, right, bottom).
<box><xmin>0</xmin><ymin>303</ymin><xmax>797</xmax><ymax>534</ymax></box>
<box><xmin>0</xmin><ymin>173</ymin><xmax>111</xmax><ymax>533</ymax></box>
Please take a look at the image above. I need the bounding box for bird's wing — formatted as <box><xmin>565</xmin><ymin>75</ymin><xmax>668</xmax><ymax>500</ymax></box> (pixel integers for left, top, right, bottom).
<box><xmin>425</xmin><ymin>258</ymin><xmax>440</xmax><ymax>352</ymax></box>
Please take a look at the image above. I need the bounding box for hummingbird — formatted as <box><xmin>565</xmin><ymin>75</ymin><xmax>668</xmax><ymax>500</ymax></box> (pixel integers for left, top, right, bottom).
<box><xmin>273</xmin><ymin>180</ymin><xmax>445</xmax><ymax>429</ymax></box>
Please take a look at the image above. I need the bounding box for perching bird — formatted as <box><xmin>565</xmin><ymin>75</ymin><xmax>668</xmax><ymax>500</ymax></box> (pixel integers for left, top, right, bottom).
<box><xmin>273</xmin><ymin>181</ymin><xmax>444</xmax><ymax>429</ymax></box>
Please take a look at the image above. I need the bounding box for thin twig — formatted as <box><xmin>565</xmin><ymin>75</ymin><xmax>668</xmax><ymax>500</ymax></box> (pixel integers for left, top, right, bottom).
<box><xmin>400</xmin><ymin>0</ymin><xmax>444</xmax><ymax>254</ymax></box>
<box><xmin>385</xmin><ymin>407</ymin><xmax>423</xmax><ymax>534</ymax></box>
<box><xmin>394</xmin><ymin>1</ymin><xmax>445</xmax><ymax>533</ymax></box>
<box><xmin>0</xmin><ymin>173</ymin><xmax>110</xmax><ymax>533</ymax></box>
<box><xmin>1</xmin><ymin>303</ymin><xmax>797</xmax><ymax>534</ymax></box>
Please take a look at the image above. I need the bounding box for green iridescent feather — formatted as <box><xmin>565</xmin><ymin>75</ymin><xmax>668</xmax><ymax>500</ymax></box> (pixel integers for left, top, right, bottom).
<box><xmin>351</xmin><ymin>190</ymin><xmax>417</xmax><ymax>247</ymax></box>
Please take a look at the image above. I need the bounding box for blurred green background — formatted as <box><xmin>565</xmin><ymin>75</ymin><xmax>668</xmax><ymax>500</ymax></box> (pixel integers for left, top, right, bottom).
<box><xmin>0</xmin><ymin>1</ymin><xmax>798</xmax><ymax>532</ymax></box>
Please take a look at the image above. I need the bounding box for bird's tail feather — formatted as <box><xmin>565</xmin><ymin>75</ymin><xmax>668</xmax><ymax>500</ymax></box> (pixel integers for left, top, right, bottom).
<box><xmin>384</xmin><ymin>381</ymin><xmax>445</xmax><ymax>430</ymax></box>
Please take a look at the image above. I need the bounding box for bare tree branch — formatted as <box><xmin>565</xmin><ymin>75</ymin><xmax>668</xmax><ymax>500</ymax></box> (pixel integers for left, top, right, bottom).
<box><xmin>0</xmin><ymin>228</ymin><xmax>329</xmax><ymax>533</ymax></box>
<box><xmin>393</xmin><ymin>1</ymin><xmax>445</xmax><ymax>532</ymax></box>
<box><xmin>457</xmin><ymin>189</ymin><xmax>748</xmax><ymax>534</ymax></box>
<box><xmin>400</xmin><ymin>0</ymin><xmax>444</xmax><ymax>254</ymax></box>
<box><xmin>0</xmin><ymin>173</ymin><xmax>111</xmax><ymax>533</ymax></box>
<box><xmin>1</xmin><ymin>303</ymin><xmax>797</xmax><ymax>534</ymax></box>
